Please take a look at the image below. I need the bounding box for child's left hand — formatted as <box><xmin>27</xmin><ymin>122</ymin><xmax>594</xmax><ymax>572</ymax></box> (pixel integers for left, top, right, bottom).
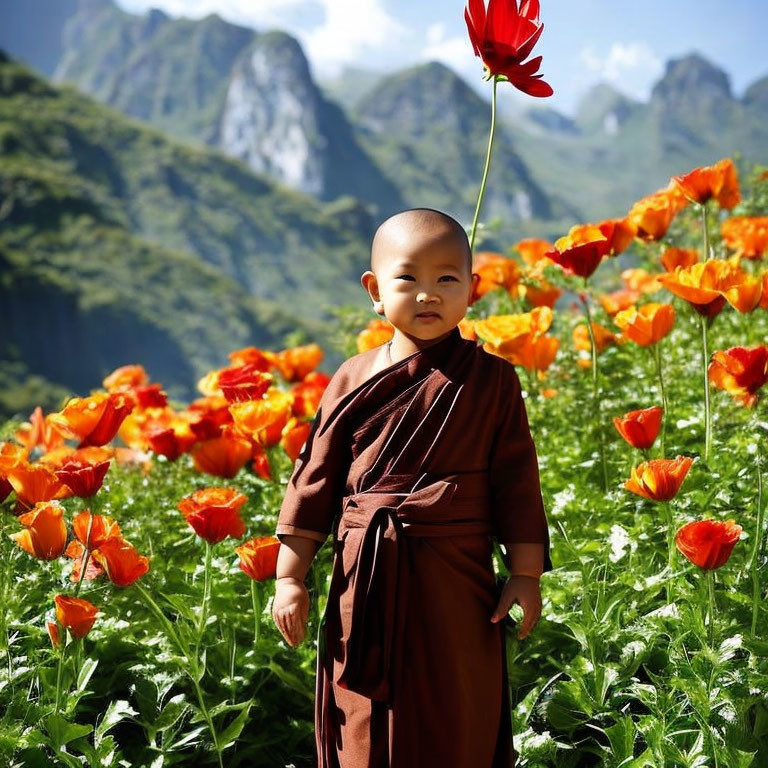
<box><xmin>490</xmin><ymin>575</ymin><xmax>542</xmax><ymax>640</ymax></box>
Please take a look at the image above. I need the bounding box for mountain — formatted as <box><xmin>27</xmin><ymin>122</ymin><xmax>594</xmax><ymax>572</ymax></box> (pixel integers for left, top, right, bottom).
<box><xmin>0</xmin><ymin>51</ymin><xmax>373</xmax><ymax>420</ymax></box>
<box><xmin>352</xmin><ymin>61</ymin><xmax>557</xmax><ymax>235</ymax></box>
<box><xmin>50</xmin><ymin>0</ymin><xmax>403</xmax><ymax>214</ymax></box>
<box><xmin>510</xmin><ymin>53</ymin><xmax>768</xmax><ymax>221</ymax></box>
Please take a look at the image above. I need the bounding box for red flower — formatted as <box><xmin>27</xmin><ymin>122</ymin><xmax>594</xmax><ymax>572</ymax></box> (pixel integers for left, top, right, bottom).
<box><xmin>54</xmin><ymin>594</ymin><xmax>98</xmax><ymax>639</ymax></box>
<box><xmin>54</xmin><ymin>457</ymin><xmax>111</xmax><ymax>498</ymax></box>
<box><xmin>91</xmin><ymin>536</ymin><xmax>149</xmax><ymax>586</ymax></box>
<box><xmin>675</xmin><ymin>519</ymin><xmax>742</xmax><ymax>569</ymax></box>
<box><xmin>72</xmin><ymin>510</ymin><xmax>122</xmax><ymax>550</ymax></box>
<box><xmin>613</xmin><ymin>406</ymin><xmax>663</xmax><ymax>450</ymax></box>
<box><xmin>545</xmin><ymin>225</ymin><xmax>610</xmax><ymax>279</ymax></box>
<box><xmin>464</xmin><ymin>0</ymin><xmax>553</xmax><ymax>96</ymax></box>
<box><xmin>624</xmin><ymin>456</ymin><xmax>693</xmax><ymax>501</ymax></box>
<box><xmin>708</xmin><ymin>345</ymin><xmax>768</xmax><ymax>407</ymax></box>
<box><xmin>178</xmin><ymin>487</ymin><xmax>248</xmax><ymax>544</ymax></box>
<box><xmin>235</xmin><ymin>536</ymin><xmax>281</xmax><ymax>581</ymax></box>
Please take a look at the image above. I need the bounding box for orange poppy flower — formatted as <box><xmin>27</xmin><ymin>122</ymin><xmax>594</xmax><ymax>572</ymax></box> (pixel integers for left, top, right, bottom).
<box><xmin>624</xmin><ymin>456</ymin><xmax>693</xmax><ymax>501</ymax></box>
<box><xmin>13</xmin><ymin>407</ymin><xmax>67</xmax><ymax>454</ymax></box>
<box><xmin>235</xmin><ymin>536</ymin><xmax>281</xmax><ymax>581</ymax></box>
<box><xmin>513</xmin><ymin>333</ymin><xmax>559</xmax><ymax>373</ymax></box>
<box><xmin>91</xmin><ymin>536</ymin><xmax>150</xmax><ymax>586</ymax></box>
<box><xmin>761</xmin><ymin>273</ymin><xmax>768</xmax><ymax>312</ymax></box>
<box><xmin>621</xmin><ymin>268</ymin><xmax>662</xmax><ymax>295</ymax></box>
<box><xmin>289</xmin><ymin>372</ymin><xmax>330</xmax><ymax>419</ymax></box>
<box><xmin>661</xmin><ymin>247</ymin><xmax>700</xmax><ymax>272</ymax></box>
<box><xmin>545</xmin><ymin>224</ymin><xmax>609</xmax><ymax>279</ymax></box>
<box><xmin>53</xmin><ymin>456</ymin><xmax>111</xmax><ymax>498</ymax></box>
<box><xmin>269</xmin><ymin>344</ymin><xmax>324</xmax><ymax>383</ymax></box>
<box><xmin>613</xmin><ymin>303</ymin><xmax>675</xmax><ymax>346</ymax></box>
<box><xmin>229</xmin><ymin>390</ymin><xmax>293</xmax><ymax>448</ymax></box>
<box><xmin>458</xmin><ymin>317</ymin><xmax>478</xmax><ymax>341</ymax></box>
<box><xmin>251</xmin><ymin>446</ymin><xmax>273</xmax><ymax>481</ymax></box>
<box><xmin>473</xmin><ymin>307</ymin><xmax>553</xmax><ymax>358</ymax></box>
<box><xmin>464</xmin><ymin>0</ymin><xmax>553</xmax><ymax>97</ymax></box>
<box><xmin>597</xmin><ymin>217</ymin><xmax>636</xmax><ymax>256</ymax></box>
<box><xmin>72</xmin><ymin>510</ymin><xmax>121</xmax><ymax>550</ymax></box>
<box><xmin>613</xmin><ymin>406</ymin><xmax>663</xmax><ymax>450</ymax></box>
<box><xmin>599</xmin><ymin>288</ymin><xmax>641</xmax><ymax>316</ymax></box>
<box><xmin>675</xmin><ymin>519</ymin><xmax>742</xmax><ymax>569</ymax></box>
<box><xmin>4</xmin><ymin>461</ymin><xmax>69</xmax><ymax>511</ymax></box>
<box><xmin>54</xmin><ymin>594</ymin><xmax>99</xmax><ymax>639</ymax></box>
<box><xmin>471</xmin><ymin>252</ymin><xmax>520</xmax><ymax>301</ymax></box>
<box><xmin>656</xmin><ymin>259</ymin><xmax>762</xmax><ymax>318</ymax></box>
<box><xmin>66</xmin><ymin>540</ymin><xmax>105</xmax><ymax>582</ymax></box>
<box><xmin>103</xmin><ymin>365</ymin><xmax>149</xmax><ymax>392</ymax></box>
<box><xmin>515</xmin><ymin>238</ymin><xmax>554</xmax><ymax>268</ymax></box>
<box><xmin>131</xmin><ymin>384</ymin><xmax>168</xmax><ymax>410</ymax></box>
<box><xmin>708</xmin><ymin>345</ymin><xmax>768</xmax><ymax>407</ymax></box>
<box><xmin>721</xmin><ymin>216</ymin><xmax>768</xmax><ymax>260</ymax></box>
<box><xmin>190</xmin><ymin>434</ymin><xmax>253</xmax><ymax>478</ymax></box>
<box><xmin>178</xmin><ymin>487</ymin><xmax>248</xmax><ymax>544</ymax></box>
<box><xmin>280</xmin><ymin>418</ymin><xmax>312</xmax><ymax>462</ymax></box>
<box><xmin>673</xmin><ymin>158</ymin><xmax>741</xmax><ymax>209</ymax></box>
<box><xmin>356</xmin><ymin>318</ymin><xmax>395</xmax><ymax>352</ymax></box>
<box><xmin>521</xmin><ymin>276</ymin><xmax>562</xmax><ymax>308</ymax></box>
<box><xmin>10</xmin><ymin>501</ymin><xmax>67</xmax><ymax>560</ymax></box>
<box><xmin>627</xmin><ymin>190</ymin><xmax>682</xmax><ymax>241</ymax></box>
<box><xmin>228</xmin><ymin>346</ymin><xmax>273</xmax><ymax>372</ymax></box>
<box><xmin>49</xmin><ymin>392</ymin><xmax>134</xmax><ymax>448</ymax></box>
<box><xmin>573</xmin><ymin>322</ymin><xmax>621</xmax><ymax>354</ymax></box>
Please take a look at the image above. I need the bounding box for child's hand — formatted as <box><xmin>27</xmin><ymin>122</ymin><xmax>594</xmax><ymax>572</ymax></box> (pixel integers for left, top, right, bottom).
<box><xmin>272</xmin><ymin>577</ymin><xmax>310</xmax><ymax>647</ymax></box>
<box><xmin>490</xmin><ymin>575</ymin><xmax>542</xmax><ymax>640</ymax></box>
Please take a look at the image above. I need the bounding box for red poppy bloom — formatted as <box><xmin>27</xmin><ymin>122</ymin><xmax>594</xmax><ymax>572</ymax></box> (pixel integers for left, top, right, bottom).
<box><xmin>217</xmin><ymin>363</ymin><xmax>273</xmax><ymax>404</ymax></box>
<box><xmin>675</xmin><ymin>519</ymin><xmax>742</xmax><ymax>569</ymax></box>
<box><xmin>54</xmin><ymin>457</ymin><xmax>111</xmax><ymax>498</ymax></box>
<box><xmin>708</xmin><ymin>345</ymin><xmax>768</xmax><ymax>407</ymax></box>
<box><xmin>54</xmin><ymin>594</ymin><xmax>99</xmax><ymax>639</ymax></box>
<box><xmin>545</xmin><ymin>225</ymin><xmax>610</xmax><ymax>279</ymax></box>
<box><xmin>464</xmin><ymin>0</ymin><xmax>553</xmax><ymax>96</ymax></box>
<box><xmin>613</xmin><ymin>406</ymin><xmax>663</xmax><ymax>450</ymax></box>
<box><xmin>10</xmin><ymin>501</ymin><xmax>67</xmax><ymax>560</ymax></box>
<box><xmin>48</xmin><ymin>392</ymin><xmax>134</xmax><ymax>448</ymax></box>
<box><xmin>91</xmin><ymin>536</ymin><xmax>150</xmax><ymax>586</ymax></box>
<box><xmin>178</xmin><ymin>487</ymin><xmax>248</xmax><ymax>544</ymax></box>
<box><xmin>235</xmin><ymin>536</ymin><xmax>281</xmax><ymax>581</ymax></box>
<box><xmin>624</xmin><ymin>456</ymin><xmax>694</xmax><ymax>501</ymax></box>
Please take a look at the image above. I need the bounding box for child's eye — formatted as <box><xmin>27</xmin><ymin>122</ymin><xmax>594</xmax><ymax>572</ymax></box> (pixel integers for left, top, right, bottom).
<box><xmin>396</xmin><ymin>274</ymin><xmax>415</xmax><ymax>281</ymax></box>
<box><xmin>439</xmin><ymin>275</ymin><xmax>458</xmax><ymax>281</ymax></box>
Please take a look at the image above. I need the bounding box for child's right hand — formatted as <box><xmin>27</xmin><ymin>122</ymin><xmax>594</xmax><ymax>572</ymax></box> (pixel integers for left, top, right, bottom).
<box><xmin>272</xmin><ymin>577</ymin><xmax>310</xmax><ymax>647</ymax></box>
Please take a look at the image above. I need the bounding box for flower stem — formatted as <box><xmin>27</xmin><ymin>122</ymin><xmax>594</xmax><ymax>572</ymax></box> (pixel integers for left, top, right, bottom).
<box><xmin>251</xmin><ymin>579</ymin><xmax>261</xmax><ymax>647</ymax></box>
<box><xmin>135</xmin><ymin>583</ymin><xmax>186</xmax><ymax>657</ymax></box>
<box><xmin>653</xmin><ymin>343</ymin><xmax>668</xmax><ymax>458</ymax></box>
<box><xmin>580</xmin><ymin>285</ymin><xmax>609</xmax><ymax>491</ymax></box>
<box><xmin>706</xmin><ymin>569</ymin><xmax>716</xmax><ymax>646</ymax></box>
<box><xmin>54</xmin><ymin>629</ymin><xmax>66</xmax><ymax>714</ymax></box>
<box><xmin>197</xmin><ymin>542</ymin><xmax>213</xmax><ymax>657</ymax></box>
<box><xmin>750</xmin><ymin>432</ymin><xmax>765</xmax><ymax>636</ymax></box>
<box><xmin>469</xmin><ymin>75</ymin><xmax>498</xmax><ymax>253</ymax></box>
<box><xmin>701</xmin><ymin>203</ymin><xmax>712</xmax><ymax>259</ymax></box>
<box><xmin>663</xmin><ymin>501</ymin><xmax>675</xmax><ymax>603</ymax></box>
<box><xmin>700</xmin><ymin>313</ymin><xmax>711</xmax><ymax>463</ymax></box>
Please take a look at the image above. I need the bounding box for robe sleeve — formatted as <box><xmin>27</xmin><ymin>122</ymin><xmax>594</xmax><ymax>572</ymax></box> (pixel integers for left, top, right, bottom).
<box><xmin>275</xmin><ymin>364</ymin><xmax>352</xmax><ymax>545</ymax></box>
<box><xmin>488</xmin><ymin>361</ymin><xmax>553</xmax><ymax>573</ymax></box>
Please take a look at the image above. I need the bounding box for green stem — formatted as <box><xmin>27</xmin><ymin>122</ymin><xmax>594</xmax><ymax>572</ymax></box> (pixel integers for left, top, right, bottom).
<box><xmin>653</xmin><ymin>343</ymin><xmax>668</xmax><ymax>458</ymax></box>
<box><xmin>0</xmin><ymin>509</ymin><xmax>9</xmax><ymax>654</ymax></box>
<box><xmin>469</xmin><ymin>75</ymin><xmax>498</xmax><ymax>253</ymax></box>
<box><xmin>54</xmin><ymin>628</ymin><xmax>66</xmax><ymax>714</ymax></box>
<box><xmin>135</xmin><ymin>583</ymin><xmax>186</xmax><ymax>657</ymax></box>
<box><xmin>196</xmin><ymin>543</ymin><xmax>213</xmax><ymax>657</ymax></box>
<box><xmin>663</xmin><ymin>501</ymin><xmax>675</xmax><ymax>603</ymax></box>
<box><xmin>72</xmin><ymin>511</ymin><xmax>96</xmax><ymax>599</ymax></box>
<box><xmin>251</xmin><ymin>579</ymin><xmax>261</xmax><ymax>647</ymax></box>
<box><xmin>751</xmin><ymin>433</ymin><xmax>765</xmax><ymax>636</ymax></box>
<box><xmin>701</xmin><ymin>203</ymin><xmax>712</xmax><ymax>259</ymax></box>
<box><xmin>700</xmin><ymin>313</ymin><xmax>712</xmax><ymax>463</ymax></box>
<box><xmin>706</xmin><ymin>569</ymin><xmax>716</xmax><ymax>646</ymax></box>
<box><xmin>580</xmin><ymin>285</ymin><xmax>609</xmax><ymax>492</ymax></box>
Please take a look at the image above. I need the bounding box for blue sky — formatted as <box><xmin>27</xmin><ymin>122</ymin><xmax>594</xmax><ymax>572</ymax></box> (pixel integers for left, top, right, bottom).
<box><xmin>118</xmin><ymin>0</ymin><xmax>768</xmax><ymax>115</ymax></box>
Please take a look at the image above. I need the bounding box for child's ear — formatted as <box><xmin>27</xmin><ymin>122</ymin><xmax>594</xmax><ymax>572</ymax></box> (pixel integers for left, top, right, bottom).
<box><xmin>361</xmin><ymin>271</ymin><xmax>382</xmax><ymax>311</ymax></box>
<box><xmin>468</xmin><ymin>272</ymin><xmax>481</xmax><ymax>305</ymax></box>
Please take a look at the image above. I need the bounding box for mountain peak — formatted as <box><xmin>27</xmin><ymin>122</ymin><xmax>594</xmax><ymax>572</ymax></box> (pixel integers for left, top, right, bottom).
<box><xmin>651</xmin><ymin>52</ymin><xmax>732</xmax><ymax>103</ymax></box>
<box><xmin>575</xmin><ymin>83</ymin><xmax>640</xmax><ymax>135</ymax></box>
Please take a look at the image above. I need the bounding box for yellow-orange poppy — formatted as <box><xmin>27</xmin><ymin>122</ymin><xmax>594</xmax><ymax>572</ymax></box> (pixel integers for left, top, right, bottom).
<box><xmin>613</xmin><ymin>303</ymin><xmax>675</xmax><ymax>346</ymax></box>
<box><xmin>708</xmin><ymin>345</ymin><xmax>768</xmax><ymax>407</ymax></box>
<box><xmin>10</xmin><ymin>501</ymin><xmax>67</xmax><ymax>559</ymax></box>
<box><xmin>624</xmin><ymin>456</ymin><xmax>694</xmax><ymax>501</ymax></box>
<box><xmin>673</xmin><ymin>158</ymin><xmax>741</xmax><ymax>209</ymax></box>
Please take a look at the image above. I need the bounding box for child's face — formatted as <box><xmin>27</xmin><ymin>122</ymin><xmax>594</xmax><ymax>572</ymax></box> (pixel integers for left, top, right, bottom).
<box><xmin>361</xmin><ymin>224</ymin><xmax>478</xmax><ymax>344</ymax></box>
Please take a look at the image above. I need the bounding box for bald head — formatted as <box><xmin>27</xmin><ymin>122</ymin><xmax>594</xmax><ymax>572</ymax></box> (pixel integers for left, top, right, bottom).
<box><xmin>371</xmin><ymin>208</ymin><xmax>472</xmax><ymax>276</ymax></box>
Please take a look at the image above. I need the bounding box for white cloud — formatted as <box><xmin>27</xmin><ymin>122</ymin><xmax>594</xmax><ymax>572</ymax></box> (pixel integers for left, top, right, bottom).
<box><xmin>579</xmin><ymin>41</ymin><xmax>663</xmax><ymax>100</ymax></box>
<box><xmin>119</xmin><ymin>0</ymin><xmax>308</xmax><ymax>28</ymax></box>
<box><xmin>420</xmin><ymin>22</ymin><xmax>483</xmax><ymax>84</ymax></box>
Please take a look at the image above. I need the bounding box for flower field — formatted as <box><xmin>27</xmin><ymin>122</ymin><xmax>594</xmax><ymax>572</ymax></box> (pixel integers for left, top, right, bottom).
<box><xmin>1</xmin><ymin>156</ymin><xmax>767</xmax><ymax>766</ymax></box>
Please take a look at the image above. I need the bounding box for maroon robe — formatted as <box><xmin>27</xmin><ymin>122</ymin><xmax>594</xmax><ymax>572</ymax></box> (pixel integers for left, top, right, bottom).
<box><xmin>276</xmin><ymin>325</ymin><xmax>552</xmax><ymax>768</ymax></box>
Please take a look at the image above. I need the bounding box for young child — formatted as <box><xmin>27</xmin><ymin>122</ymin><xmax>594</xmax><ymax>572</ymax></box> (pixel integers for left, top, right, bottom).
<box><xmin>272</xmin><ymin>207</ymin><xmax>553</xmax><ymax>768</ymax></box>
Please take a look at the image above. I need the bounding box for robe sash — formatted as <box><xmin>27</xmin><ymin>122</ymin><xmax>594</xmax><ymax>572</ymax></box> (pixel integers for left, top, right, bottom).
<box><xmin>335</xmin><ymin>471</ymin><xmax>491</xmax><ymax>703</ymax></box>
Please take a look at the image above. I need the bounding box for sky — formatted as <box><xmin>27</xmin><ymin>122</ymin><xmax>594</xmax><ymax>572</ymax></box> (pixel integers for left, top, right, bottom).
<box><xmin>118</xmin><ymin>0</ymin><xmax>768</xmax><ymax>115</ymax></box>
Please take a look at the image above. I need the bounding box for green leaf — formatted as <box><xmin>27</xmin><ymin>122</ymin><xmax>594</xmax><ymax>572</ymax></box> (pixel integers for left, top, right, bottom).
<box><xmin>217</xmin><ymin>700</ymin><xmax>252</xmax><ymax>750</ymax></box>
<box><xmin>95</xmin><ymin>699</ymin><xmax>138</xmax><ymax>746</ymax></box>
<box><xmin>43</xmin><ymin>714</ymin><xmax>93</xmax><ymax>749</ymax></box>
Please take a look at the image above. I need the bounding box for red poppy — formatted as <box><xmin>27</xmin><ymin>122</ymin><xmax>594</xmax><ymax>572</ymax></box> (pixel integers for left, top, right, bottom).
<box><xmin>54</xmin><ymin>457</ymin><xmax>111</xmax><ymax>498</ymax></box>
<box><xmin>708</xmin><ymin>345</ymin><xmax>768</xmax><ymax>407</ymax></box>
<box><xmin>675</xmin><ymin>519</ymin><xmax>742</xmax><ymax>569</ymax></box>
<box><xmin>613</xmin><ymin>406</ymin><xmax>663</xmax><ymax>450</ymax></box>
<box><xmin>91</xmin><ymin>536</ymin><xmax>150</xmax><ymax>586</ymax></box>
<box><xmin>48</xmin><ymin>392</ymin><xmax>134</xmax><ymax>448</ymax></box>
<box><xmin>545</xmin><ymin>225</ymin><xmax>609</xmax><ymax>279</ymax></box>
<box><xmin>178</xmin><ymin>487</ymin><xmax>248</xmax><ymax>544</ymax></box>
<box><xmin>54</xmin><ymin>594</ymin><xmax>99</xmax><ymax>639</ymax></box>
<box><xmin>624</xmin><ymin>456</ymin><xmax>693</xmax><ymax>501</ymax></box>
<box><xmin>72</xmin><ymin>510</ymin><xmax>122</xmax><ymax>550</ymax></box>
<box><xmin>464</xmin><ymin>0</ymin><xmax>553</xmax><ymax>96</ymax></box>
<box><xmin>235</xmin><ymin>536</ymin><xmax>281</xmax><ymax>581</ymax></box>
<box><xmin>10</xmin><ymin>501</ymin><xmax>67</xmax><ymax>560</ymax></box>
<box><xmin>217</xmin><ymin>363</ymin><xmax>273</xmax><ymax>404</ymax></box>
